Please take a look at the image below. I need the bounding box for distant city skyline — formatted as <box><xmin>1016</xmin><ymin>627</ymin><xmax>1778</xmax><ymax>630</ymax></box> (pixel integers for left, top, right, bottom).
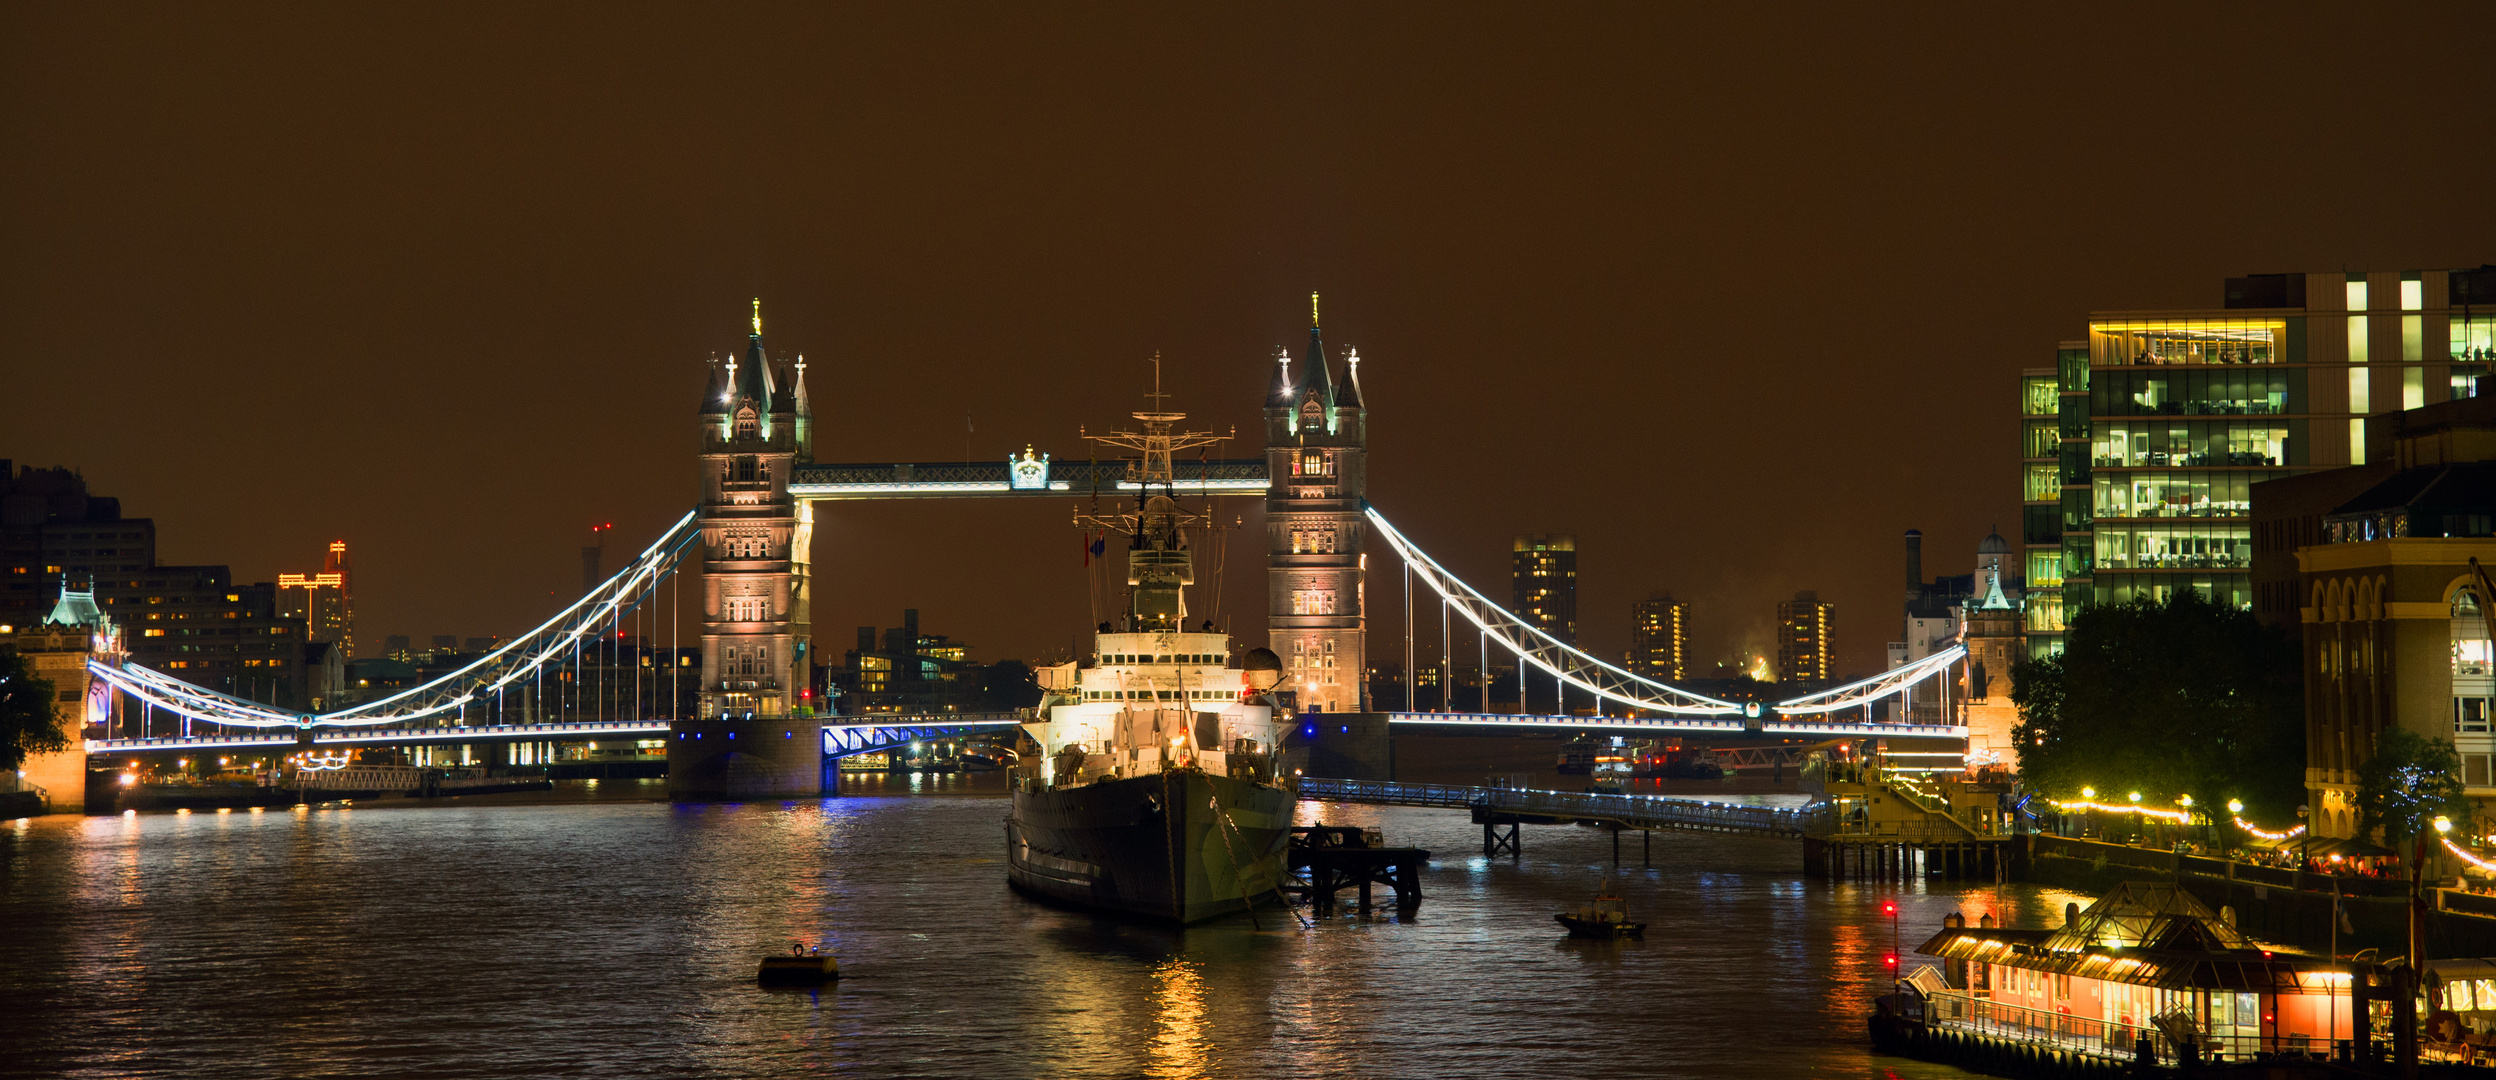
<box><xmin>5</xmin><ymin>6</ymin><xmax>2490</xmax><ymax>679</ymax></box>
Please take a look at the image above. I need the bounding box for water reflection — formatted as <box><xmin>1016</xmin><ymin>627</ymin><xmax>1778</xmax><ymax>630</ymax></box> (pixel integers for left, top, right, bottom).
<box><xmin>1146</xmin><ymin>957</ymin><xmax>1211</xmax><ymax>1079</ymax></box>
<box><xmin>2</xmin><ymin>789</ymin><xmax>2051</xmax><ymax>1078</ymax></box>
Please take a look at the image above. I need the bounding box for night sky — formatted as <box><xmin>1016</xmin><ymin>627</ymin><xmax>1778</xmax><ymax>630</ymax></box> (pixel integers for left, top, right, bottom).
<box><xmin>7</xmin><ymin>4</ymin><xmax>2495</xmax><ymax>678</ymax></box>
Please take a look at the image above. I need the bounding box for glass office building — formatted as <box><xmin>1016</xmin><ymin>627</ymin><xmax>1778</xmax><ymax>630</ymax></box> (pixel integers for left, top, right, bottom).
<box><xmin>2057</xmin><ymin>267</ymin><xmax>2496</xmax><ymax>620</ymax></box>
<box><xmin>2021</xmin><ymin>360</ymin><xmax>2068</xmax><ymax>658</ymax></box>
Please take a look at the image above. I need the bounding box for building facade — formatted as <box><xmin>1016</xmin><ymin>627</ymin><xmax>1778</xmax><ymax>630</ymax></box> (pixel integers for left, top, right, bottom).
<box><xmin>2060</xmin><ymin>267</ymin><xmax>2496</xmax><ymax>626</ymax></box>
<box><xmin>2022</xmin><ymin>359</ymin><xmax>2072</xmax><ymax>656</ymax></box>
<box><xmin>1891</xmin><ymin>529</ymin><xmax>2026</xmax><ymax>735</ymax></box>
<box><xmin>1265</xmin><ymin>306</ymin><xmax>1368</xmax><ymax>714</ymax></box>
<box><xmin>2268</xmin><ymin>395</ymin><xmax>2496</xmax><ymax>837</ymax></box>
<box><xmin>0</xmin><ymin>583</ymin><xmax>123</xmax><ymax>811</ymax></box>
<box><xmin>1</xmin><ymin>462</ymin><xmax>309</xmax><ymax>721</ymax></box>
<box><xmin>1629</xmin><ymin>591</ymin><xmax>1686</xmax><ymax>681</ymax></box>
<box><xmin>277</xmin><ymin>539</ymin><xmax>353</xmax><ymax>658</ymax></box>
<box><xmin>1778</xmin><ymin>590</ymin><xmax>1835</xmax><ymax>685</ymax></box>
<box><xmin>696</xmin><ymin>302</ymin><xmax>814</xmax><ymax>719</ymax></box>
<box><xmin>1511</xmin><ymin>534</ymin><xmax>1576</xmax><ymax>645</ymax></box>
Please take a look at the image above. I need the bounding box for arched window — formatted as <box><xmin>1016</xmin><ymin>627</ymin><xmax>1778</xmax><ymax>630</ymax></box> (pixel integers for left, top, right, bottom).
<box><xmin>735</xmin><ymin>407</ymin><xmax>759</xmax><ymax>440</ymax></box>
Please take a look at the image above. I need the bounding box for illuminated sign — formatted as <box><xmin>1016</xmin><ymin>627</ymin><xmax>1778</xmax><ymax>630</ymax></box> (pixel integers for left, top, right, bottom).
<box><xmin>1009</xmin><ymin>446</ymin><xmax>1052</xmax><ymax>490</ymax></box>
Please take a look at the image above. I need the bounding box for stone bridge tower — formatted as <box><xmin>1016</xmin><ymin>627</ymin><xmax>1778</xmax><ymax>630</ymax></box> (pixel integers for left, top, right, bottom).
<box><xmin>1265</xmin><ymin>296</ymin><xmax>1368</xmax><ymax>713</ymax></box>
<box><xmin>695</xmin><ymin>301</ymin><xmax>814</xmax><ymax>719</ymax></box>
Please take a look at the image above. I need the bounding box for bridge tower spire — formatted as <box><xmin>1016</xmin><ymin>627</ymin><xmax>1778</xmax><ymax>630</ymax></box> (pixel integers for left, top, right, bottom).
<box><xmin>1265</xmin><ymin>296</ymin><xmax>1368</xmax><ymax>713</ymax></box>
<box><xmin>696</xmin><ymin>300</ymin><xmax>813</xmax><ymax>720</ymax></box>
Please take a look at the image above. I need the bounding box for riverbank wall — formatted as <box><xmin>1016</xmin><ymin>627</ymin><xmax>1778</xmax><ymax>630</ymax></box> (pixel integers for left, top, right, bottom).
<box><xmin>2020</xmin><ymin>833</ymin><xmax>2496</xmax><ymax>957</ymax></box>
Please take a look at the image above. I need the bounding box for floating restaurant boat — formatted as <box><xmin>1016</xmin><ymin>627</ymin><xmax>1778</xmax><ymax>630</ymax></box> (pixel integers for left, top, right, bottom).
<box><xmin>1006</xmin><ymin>387</ymin><xmax>1294</xmax><ymax>925</ymax></box>
<box><xmin>1556</xmin><ymin>894</ymin><xmax>1646</xmax><ymax>939</ymax></box>
<box><xmin>1873</xmin><ymin>882</ymin><xmax>2376</xmax><ymax>1070</ymax></box>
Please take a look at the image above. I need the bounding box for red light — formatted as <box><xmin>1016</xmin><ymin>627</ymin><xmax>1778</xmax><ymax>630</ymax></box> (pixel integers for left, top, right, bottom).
<box><xmin>1881</xmin><ymin>901</ymin><xmax>1897</xmax><ymax>916</ymax></box>
<box><xmin>1883</xmin><ymin>953</ymin><xmax>1897</xmax><ymax>968</ymax></box>
<box><xmin>800</xmin><ymin>688</ymin><xmax>812</xmax><ymax>699</ymax></box>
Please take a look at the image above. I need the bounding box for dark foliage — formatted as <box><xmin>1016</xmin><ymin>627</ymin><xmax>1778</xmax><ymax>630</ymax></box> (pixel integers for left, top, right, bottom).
<box><xmin>0</xmin><ymin>647</ymin><xmax>68</xmax><ymax>774</ymax></box>
<box><xmin>2010</xmin><ymin>590</ymin><xmax>2304</xmax><ymax>818</ymax></box>
<box><xmin>2356</xmin><ymin>728</ymin><xmax>2470</xmax><ymax>848</ymax></box>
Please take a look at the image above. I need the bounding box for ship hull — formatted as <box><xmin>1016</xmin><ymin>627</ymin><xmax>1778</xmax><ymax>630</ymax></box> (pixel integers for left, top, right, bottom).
<box><xmin>1007</xmin><ymin>770</ymin><xmax>1294</xmax><ymax>925</ymax></box>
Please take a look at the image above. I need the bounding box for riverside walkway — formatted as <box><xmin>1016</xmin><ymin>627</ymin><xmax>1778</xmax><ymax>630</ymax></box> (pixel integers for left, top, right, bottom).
<box><xmin>1296</xmin><ymin>777</ymin><xmax>1805</xmax><ymax>856</ymax></box>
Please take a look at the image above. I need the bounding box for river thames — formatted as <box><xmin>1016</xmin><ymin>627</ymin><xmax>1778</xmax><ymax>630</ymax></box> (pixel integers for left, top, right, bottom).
<box><xmin>1</xmin><ymin>777</ymin><xmax>2082</xmax><ymax>1079</ymax></box>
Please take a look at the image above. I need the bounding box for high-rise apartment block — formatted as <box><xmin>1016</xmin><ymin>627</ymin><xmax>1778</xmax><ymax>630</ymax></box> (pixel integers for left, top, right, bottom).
<box><xmin>2052</xmin><ymin>267</ymin><xmax>2496</xmax><ymax>624</ymax></box>
<box><xmin>278</xmin><ymin>540</ymin><xmax>353</xmax><ymax>658</ymax></box>
<box><xmin>1511</xmin><ymin>534</ymin><xmax>1576</xmax><ymax>645</ymax></box>
<box><xmin>1628</xmin><ymin>592</ymin><xmax>1686</xmax><ymax>681</ymax></box>
<box><xmin>1777</xmin><ymin>590</ymin><xmax>1834</xmax><ymax>684</ymax></box>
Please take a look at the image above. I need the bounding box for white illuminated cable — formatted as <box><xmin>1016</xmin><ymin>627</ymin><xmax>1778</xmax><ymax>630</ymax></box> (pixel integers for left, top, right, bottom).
<box><xmin>1364</xmin><ymin>508</ymin><xmax>1740</xmax><ymax>715</ymax></box>
<box><xmin>94</xmin><ymin>512</ymin><xmax>702</xmax><ymax>730</ymax></box>
<box><xmin>1773</xmin><ymin>646</ymin><xmax>1968</xmax><ymax>715</ymax></box>
<box><xmin>1367</xmin><ymin>507</ymin><xmax>1961</xmax><ymax>722</ymax></box>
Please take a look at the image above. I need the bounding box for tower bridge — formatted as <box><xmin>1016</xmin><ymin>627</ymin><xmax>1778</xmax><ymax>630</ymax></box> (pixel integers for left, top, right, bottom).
<box><xmin>70</xmin><ymin>297</ymin><xmax>1974</xmax><ymax>806</ymax></box>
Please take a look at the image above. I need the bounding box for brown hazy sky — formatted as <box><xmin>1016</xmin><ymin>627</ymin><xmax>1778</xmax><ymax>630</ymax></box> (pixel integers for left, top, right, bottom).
<box><xmin>7</xmin><ymin>4</ymin><xmax>2495</xmax><ymax>677</ymax></box>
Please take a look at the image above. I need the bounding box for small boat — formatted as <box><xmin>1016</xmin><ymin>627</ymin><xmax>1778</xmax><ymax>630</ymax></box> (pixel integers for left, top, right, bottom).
<box><xmin>1556</xmin><ymin>894</ymin><xmax>1646</xmax><ymax>939</ymax></box>
<box><xmin>758</xmin><ymin>945</ymin><xmax>839</xmax><ymax>986</ymax></box>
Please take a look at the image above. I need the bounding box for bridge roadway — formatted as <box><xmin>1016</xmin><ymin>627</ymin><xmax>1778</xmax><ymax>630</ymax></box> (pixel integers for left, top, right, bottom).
<box><xmin>1296</xmin><ymin>777</ymin><xmax>1806</xmax><ymax>838</ymax></box>
<box><xmin>1383</xmin><ymin>711</ymin><xmax>1964</xmax><ymax>740</ymax></box>
<box><xmin>87</xmin><ymin>715</ymin><xmax>1030</xmax><ymax>758</ymax></box>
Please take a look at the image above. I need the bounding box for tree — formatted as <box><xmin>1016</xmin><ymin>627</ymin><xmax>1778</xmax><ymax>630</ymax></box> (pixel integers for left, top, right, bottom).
<box><xmin>2356</xmin><ymin>728</ymin><xmax>2471</xmax><ymax>848</ymax></box>
<box><xmin>0</xmin><ymin>647</ymin><xmax>68</xmax><ymax>774</ymax></box>
<box><xmin>978</xmin><ymin>660</ymin><xmax>1042</xmax><ymax>711</ymax></box>
<box><xmin>2009</xmin><ymin>590</ymin><xmax>2305</xmax><ymax>819</ymax></box>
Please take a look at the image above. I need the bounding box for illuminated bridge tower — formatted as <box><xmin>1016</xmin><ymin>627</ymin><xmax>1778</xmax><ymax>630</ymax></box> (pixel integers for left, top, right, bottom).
<box><xmin>1265</xmin><ymin>295</ymin><xmax>1368</xmax><ymax>713</ymax></box>
<box><xmin>695</xmin><ymin>300</ymin><xmax>814</xmax><ymax>719</ymax></box>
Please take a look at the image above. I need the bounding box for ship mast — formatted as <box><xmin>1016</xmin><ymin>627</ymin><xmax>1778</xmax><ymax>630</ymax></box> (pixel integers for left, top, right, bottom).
<box><xmin>1076</xmin><ymin>356</ymin><xmax>1231</xmax><ymax>633</ymax></box>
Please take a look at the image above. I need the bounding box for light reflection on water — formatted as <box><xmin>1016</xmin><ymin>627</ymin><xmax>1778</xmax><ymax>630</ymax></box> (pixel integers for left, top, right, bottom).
<box><xmin>0</xmin><ymin>782</ymin><xmax>2075</xmax><ymax>1079</ymax></box>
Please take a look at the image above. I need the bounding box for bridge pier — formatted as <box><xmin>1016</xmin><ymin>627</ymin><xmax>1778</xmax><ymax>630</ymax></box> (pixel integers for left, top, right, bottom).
<box><xmin>666</xmin><ymin>717</ymin><xmax>823</xmax><ymax>801</ymax></box>
<box><xmin>1482</xmin><ymin>818</ymin><xmax>1520</xmax><ymax>857</ymax></box>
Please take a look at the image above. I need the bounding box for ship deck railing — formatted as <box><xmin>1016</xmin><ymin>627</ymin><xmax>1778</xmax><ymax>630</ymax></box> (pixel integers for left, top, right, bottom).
<box><xmin>1296</xmin><ymin>778</ymin><xmax>1803</xmax><ymax>837</ymax></box>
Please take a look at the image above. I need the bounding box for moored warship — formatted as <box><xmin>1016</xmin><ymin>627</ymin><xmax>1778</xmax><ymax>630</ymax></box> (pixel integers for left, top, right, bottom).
<box><xmin>1006</xmin><ymin>387</ymin><xmax>1295</xmax><ymax>924</ymax></box>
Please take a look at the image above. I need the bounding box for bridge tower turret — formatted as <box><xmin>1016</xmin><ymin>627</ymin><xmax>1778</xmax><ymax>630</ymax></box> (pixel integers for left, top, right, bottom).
<box><xmin>1265</xmin><ymin>294</ymin><xmax>1368</xmax><ymax>713</ymax></box>
<box><xmin>695</xmin><ymin>300</ymin><xmax>813</xmax><ymax>719</ymax></box>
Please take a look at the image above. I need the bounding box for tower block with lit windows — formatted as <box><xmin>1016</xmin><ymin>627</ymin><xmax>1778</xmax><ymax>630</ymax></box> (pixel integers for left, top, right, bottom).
<box><xmin>694</xmin><ymin>301</ymin><xmax>815</xmax><ymax>721</ymax></box>
<box><xmin>1265</xmin><ymin>296</ymin><xmax>1368</xmax><ymax>713</ymax></box>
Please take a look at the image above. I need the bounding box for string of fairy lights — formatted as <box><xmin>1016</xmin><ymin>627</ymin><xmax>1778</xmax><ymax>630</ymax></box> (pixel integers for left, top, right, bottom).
<box><xmin>2044</xmin><ymin>791</ymin><xmax>2496</xmax><ymax>870</ymax></box>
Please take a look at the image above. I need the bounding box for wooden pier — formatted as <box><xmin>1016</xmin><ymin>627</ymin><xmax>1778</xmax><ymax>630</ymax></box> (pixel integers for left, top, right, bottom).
<box><xmin>1802</xmin><ymin>773</ymin><xmax>2018</xmax><ymax>880</ymax></box>
<box><xmin>1287</xmin><ymin>826</ymin><xmax>1429</xmax><ymax>915</ymax></box>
